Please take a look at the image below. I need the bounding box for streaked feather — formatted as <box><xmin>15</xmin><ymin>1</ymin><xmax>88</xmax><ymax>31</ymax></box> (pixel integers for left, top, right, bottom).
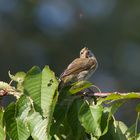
<box><xmin>60</xmin><ymin>58</ymin><xmax>96</xmax><ymax>79</ymax></box>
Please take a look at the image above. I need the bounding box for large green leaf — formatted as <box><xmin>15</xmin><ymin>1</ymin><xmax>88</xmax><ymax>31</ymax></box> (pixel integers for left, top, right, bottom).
<box><xmin>100</xmin><ymin>120</ymin><xmax>128</xmax><ymax>140</ymax></box>
<box><xmin>78</xmin><ymin>100</ymin><xmax>123</xmax><ymax>139</ymax></box>
<box><xmin>67</xmin><ymin>98</ymin><xmax>86</xmax><ymax>140</ymax></box>
<box><xmin>23</xmin><ymin>66</ymin><xmax>59</xmax><ymax>139</ymax></box>
<box><xmin>78</xmin><ymin>101</ymin><xmax>103</xmax><ymax>138</ymax></box>
<box><xmin>4</xmin><ymin>96</ymin><xmax>31</xmax><ymax>140</ymax></box>
<box><xmin>0</xmin><ymin>108</ymin><xmax>4</xmax><ymax>140</ymax></box>
<box><xmin>50</xmin><ymin>104</ymin><xmax>68</xmax><ymax>136</ymax></box>
<box><xmin>50</xmin><ymin>90</ymin><xmax>74</xmax><ymax>139</ymax></box>
<box><xmin>23</xmin><ymin>66</ymin><xmax>59</xmax><ymax>117</ymax></box>
<box><xmin>50</xmin><ymin>99</ymin><xmax>69</xmax><ymax>137</ymax></box>
<box><xmin>27</xmin><ymin>111</ymin><xmax>47</xmax><ymax>140</ymax></box>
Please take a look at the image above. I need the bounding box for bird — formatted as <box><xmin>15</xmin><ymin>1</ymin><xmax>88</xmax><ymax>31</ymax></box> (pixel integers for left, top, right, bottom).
<box><xmin>59</xmin><ymin>47</ymin><xmax>98</xmax><ymax>90</ymax></box>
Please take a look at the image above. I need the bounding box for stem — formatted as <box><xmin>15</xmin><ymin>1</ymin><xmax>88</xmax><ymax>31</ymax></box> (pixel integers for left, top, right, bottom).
<box><xmin>135</xmin><ymin>112</ymin><xmax>140</xmax><ymax>140</ymax></box>
<box><xmin>88</xmin><ymin>92</ymin><xmax>140</xmax><ymax>97</ymax></box>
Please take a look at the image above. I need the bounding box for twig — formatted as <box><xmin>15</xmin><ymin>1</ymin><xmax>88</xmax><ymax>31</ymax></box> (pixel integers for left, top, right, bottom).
<box><xmin>0</xmin><ymin>90</ymin><xmax>8</xmax><ymax>96</ymax></box>
<box><xmin>85</xmin><ymin>92</ymin><xmax>140</xmax><ymax>97</ymax></box>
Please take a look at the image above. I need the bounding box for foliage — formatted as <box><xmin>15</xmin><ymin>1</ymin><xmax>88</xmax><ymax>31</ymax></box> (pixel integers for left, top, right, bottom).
<box><xmin>0</xmin><ymin>66</ymin><xmax>140</xmax><ymax>140</ymax></box>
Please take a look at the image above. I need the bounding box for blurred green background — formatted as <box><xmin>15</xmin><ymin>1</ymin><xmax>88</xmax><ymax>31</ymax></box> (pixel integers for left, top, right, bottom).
<box><xmin>0</xmin><ymin>0</ymin><xmax>140</xmax><ymax>128</ymax></box>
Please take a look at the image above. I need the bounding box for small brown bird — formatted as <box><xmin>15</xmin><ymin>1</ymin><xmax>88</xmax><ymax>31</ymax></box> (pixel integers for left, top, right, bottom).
<box><xmin>59</xmin><ymin>47</ymin><xmax>98</xmax><ymax>90</ymax></box>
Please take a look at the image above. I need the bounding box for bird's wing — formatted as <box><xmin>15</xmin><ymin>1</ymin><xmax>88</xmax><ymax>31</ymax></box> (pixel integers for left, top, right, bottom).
<box><xmin>60</xmin><ymin>58</ymin><xmax>96</xmax><ymax>78</ymax></box>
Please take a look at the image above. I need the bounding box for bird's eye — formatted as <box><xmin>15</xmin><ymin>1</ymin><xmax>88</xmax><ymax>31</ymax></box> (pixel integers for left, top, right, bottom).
<box><xmin>81</xmin><ymin>52</ymin><xmax>83</xmax><ymax>54</ymax></box>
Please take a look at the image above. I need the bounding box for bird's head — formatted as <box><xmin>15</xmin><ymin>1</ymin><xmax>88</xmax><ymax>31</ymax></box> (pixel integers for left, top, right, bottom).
<box><xmin>80</xmin><ymin>47</ymin><xmax>95</xmax><ymax>58</ymax></box>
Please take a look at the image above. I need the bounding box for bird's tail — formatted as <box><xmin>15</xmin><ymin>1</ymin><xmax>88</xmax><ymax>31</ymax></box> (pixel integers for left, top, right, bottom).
<box><xmin>58</xmin><ymin>80</ymin><xmax>64</xmax><ymax>91</ymax></box>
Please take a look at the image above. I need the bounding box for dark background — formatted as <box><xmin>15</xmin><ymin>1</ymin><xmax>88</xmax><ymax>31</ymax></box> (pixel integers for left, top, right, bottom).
<box><xmin>0</xmin><ymin>0</ymin><xmax>140</xmax><ymax>127</ymax></box>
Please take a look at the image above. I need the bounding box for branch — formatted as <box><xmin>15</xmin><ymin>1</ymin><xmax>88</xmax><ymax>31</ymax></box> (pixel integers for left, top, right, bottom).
<box><xmin>88</xmin><ymin>92</ymin><xmax>140</xmax><ymax>97</ymax></box>
<box><xmin>76</xmin><ymin>90</ymin><xmax>140</xmax><ymax>98</ymax></box>
<box><xmin>0</xmin><ymin>81</ymin><xmax>21</xmax><ymax>99</ymax></box>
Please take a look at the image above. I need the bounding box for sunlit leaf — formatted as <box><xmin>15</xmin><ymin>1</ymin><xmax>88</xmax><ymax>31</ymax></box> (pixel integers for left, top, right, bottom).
<box><xmin>125</xmin><ymin>124</ymin><xmax>135</xmax><ymax>138</ymax></box>
<box><xmin>68</xmin><ymin>81</ymin><xmax>93</xmax><ymax>94</ymax></box>
<box><xmin>91</xmin><ymin>135</ymin><xmax>98</xmax><ymax>140</ymax></box>
<box><xmin>79</xmin><ymin>101</ymin><xmax>103</xmax><ymax>137</ymax></box>
<box><xmin>8</xmin><ymin>71</ymin><xmax>26</xmax><ymax>83</ymax></box>
<box><xmin>23</xmin><ymin>66</ymin><xmax>59</xmax><ymax>139</ymax></box>
<box><xmin>4</xmin><ymin>96</ymin><xmax>31</xmax><ymax>140</ymax></box>
<box><xmin>27</xmin><ymin>111</ymin><xmax>47</xmax><ymax>140</ymax></box>
<box><xmin>16</xmin><ymin>96</ymin><xmax>32</xmax><ymax>121</ymax></box>
<box><xmin>135</xmin><ymin>134</ymin><xmax>140</xmax><ymax>140</ymax></box>
<box><xmin>0</xmin><ymin>108</ymin><xmax>4</xmax><ymax>140</ymax></box>
<box><xmin>8</xmin><ymin>71</ymin><xmax>26</xmax><ymax>93</ymax></box>
<box><xmin>23</xmin><ymin>66</ymin><xmax>58</xmax><ymax>117</ymax></box>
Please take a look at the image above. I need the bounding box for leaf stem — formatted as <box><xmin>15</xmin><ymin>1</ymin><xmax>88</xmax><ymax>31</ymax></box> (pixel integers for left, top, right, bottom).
<box><xmin>135</xmin><ymin>112</ymin><xmax>140</xmax><ymax>140</ymax></box>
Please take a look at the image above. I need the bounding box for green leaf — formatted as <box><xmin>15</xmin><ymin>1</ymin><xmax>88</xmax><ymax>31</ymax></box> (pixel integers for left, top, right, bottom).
<box><xmin>68</xmin><ymin>81</ymin><xmax>93</xmax><ymax>94</ymax></box>
<box><xmin>8</xmin><ymin>71</ymin><xmax>26</xmax><ymax>83</ymax></box>
<box><xmin>100</xmin><ymin>107</ymin><xmax>112</xmax><ymax>136</ymax></box>
<box><xmin>135</xmin><ymin>134</ymin><xmax>140</xmax><ymax>140</ymax></box>
<box><xmin>100</xmin><ymin>101</ymin><xmax>124</xmax><ymax>136</ymax></box>
<box><xmin>0</xmin><ymin>108</ymin><xmax>5</xmax><ymax>140</ymax></box>
<box><xmin>110</xmin><ymin>101</ymin><xmax>124</xmax><ymax>115</ymax></box>
<box><xmin>4</xmin><ymin>96</ymin><xmax>31</xmax><ymax>140</ymax></box>
<box><xmin>125</xmin><ymin>124</ymin><xmax>135</xmax><ymax>138</ymax></box>
<box><xmin>27</xmin><ymin>111</ymin><xmax>47</xmax><ymax>140</ymax></box>
<box><xmin>78</xmin><ymin>100</ymin><xmax>123</xmax><ymax>138</ymax></box>
<box><xmin>0</xmin><ymin>108</ymin><xmax>4</xmax><ymax>126</ymax></box>
<box><xmin>114</xmin><ymin>121</ymin><xmax>128</xmax><ymax>135</ymax></box>
<box><xmin>51</xmin><ymin>102</ymin><xmax>68</xmax><ymax>136</ymax></box>
<box><xmin>52</xmin><ymin>118</ymin><xmax>71</xmax><ymax>140</ymax></box>
<box><xmin>8</xmin><ymin>71</ymin><xmax>26</xmax><ymax>93</ymax></box>
<box><xmin>78</xmin><ymin>101</ymin><xmax>103</xmax><ymax>137</ymax></box>
<box><xmin>136</xmin><ymin>103</ymin><xmax>140</xmax><ymax>112</ymax></box>
<box><xmin>50</xmin><ymin>91</ymin><xmax>73</xmax><ymax>139</ymax></box>
<box><xmin>16</xmin><ymin>96</ymin><xmax>32</xmax><ymax>120</ymax></box>
<box><xmin>91</xmin><ymin>135</ymin><xmax>98</xmax><ymax>140</ymax></box>
<box><xmin>97</xmin><ymin>92</ymin><xmax>140</xmax><ymax>105</ymax></box>
<box><xmin>23</xmin><ymin>66</ymin><xmax>59</xmax><ymax>117</ymax></box>
<box><xmin>67</xmin><ymin>98</ymin><xmax>86</xmax><ymax>140</ymax></box>
<box><xmin>48</xmin><ymin>90</ymin><xmax>59</xmax><ymax>139</ymax></box>
<box><xmin>100</xmin><ymin>120</ymin><xmax>128</xmax><ymax>140</ymax></box>
<box><xmin>23</xmin><ymin>66</ymin><xmax>59</xmax><ymax>139</ymax></box>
